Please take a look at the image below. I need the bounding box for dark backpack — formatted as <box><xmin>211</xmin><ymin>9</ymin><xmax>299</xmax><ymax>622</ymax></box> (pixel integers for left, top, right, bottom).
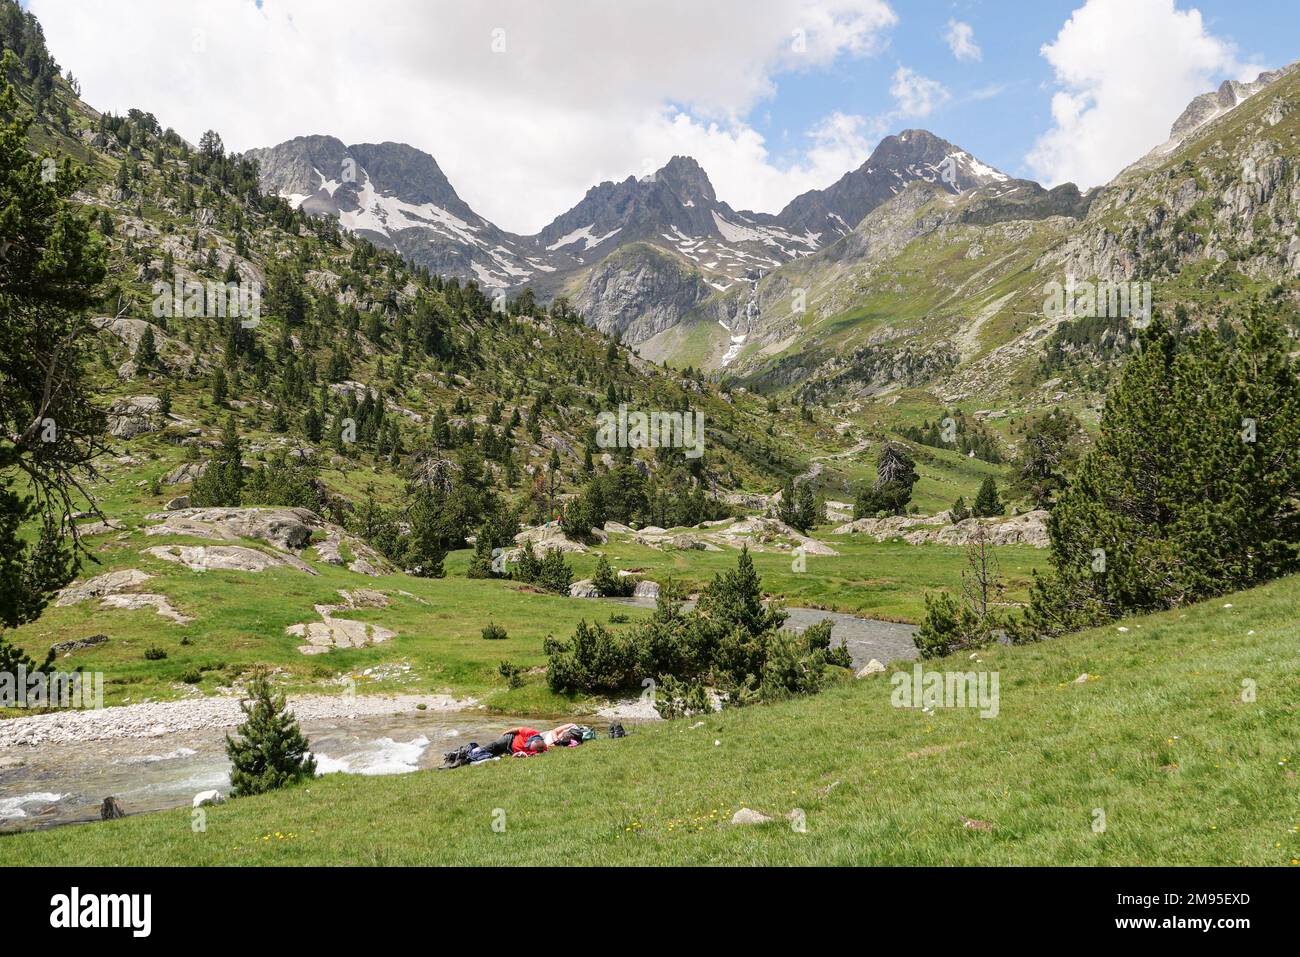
<box><xmin>608</xmin><ymin>723</ymin><xmax>626</xmax><ymax>739</ymax></box>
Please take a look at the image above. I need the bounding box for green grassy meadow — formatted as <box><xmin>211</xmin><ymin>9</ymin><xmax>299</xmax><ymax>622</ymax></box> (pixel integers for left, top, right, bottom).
<box><xmin>4</xmin><ymin>571</ymin><xmax>1296</xmax><ymax>866</ymax></box>
<box><xmin>7</xmin><ymin>502</ymin><xmax>1043</xmax><ymax>715</ymax></box>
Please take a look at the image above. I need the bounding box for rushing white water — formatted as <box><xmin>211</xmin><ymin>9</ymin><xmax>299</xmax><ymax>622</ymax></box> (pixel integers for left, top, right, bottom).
<box><xmin>0</xmin><ymin>712</ymin><xmax>602</xmax><ymax>832</ymax></box>
<box><xmin>0</xmin><ymin>791</ymin><xmax>66</xmax><ymax>820</ymax></box>
<box><xmin>313</xmin><ymin>735</ymin><xmax>431</xmax><ymax>776</ymax></box>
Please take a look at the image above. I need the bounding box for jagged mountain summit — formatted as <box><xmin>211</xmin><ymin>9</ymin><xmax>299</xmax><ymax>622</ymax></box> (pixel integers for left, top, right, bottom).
<box><xmin>536</xmin><ymin>155</ymin><xmax>822</xmax><ymax>288</ymax></box>
<box><xmin>248</xmin><ymin>130</ymin><xmax>1011</xmax><ymax>310</ymax></box>
<box><xmin>245</xmin><ymin>135</ymin><xmax>575</xmax><ymax>289</ymax></box>
<box><xmin>775</xmin><ymin>129</ymin><xmax>1011</xmax><ymax>240</ymax></box>
<box><xmin>1131</xmin><ymin>60</ymin><xmax>1300</xmax><ymax>171</ymax></box>
<box><xmin>556</xmin><ymin>132</ymin><xmax>1013</xmax><ymax>345</ymax></box>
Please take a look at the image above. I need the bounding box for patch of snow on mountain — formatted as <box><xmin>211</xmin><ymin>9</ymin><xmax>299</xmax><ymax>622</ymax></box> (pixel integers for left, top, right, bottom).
<box><xmin>313</xmin><ymin>167</ymin><xmax>345</xmax><ymax>197</ymax></box>
<box><xmin>953</xmin><ymin>152</ymin><xmax>1008</xmax><ymax>183</ymax></box>
<box><xmin>487</xmin><ymin>247</ymin><xmax>533</xmax><ymax>279</ymax></box>
<box><xmin>336</xmin><ymin>175</ymin><xmax>486</xmax><ymax>248</ymax></box>
<box><xmin>546</xmin><ymin>224</ymin><xmax>622</xmax><ymax>252</ymax></box>
<box><xmin>711</xmin><ymin>211</ymin><xmax>806</xmax><ymax>249</ymax></box>
<box><xmin>471</xmin><ymin>262</ymin><xmax>505</xmax><ymax>287</ymax></box>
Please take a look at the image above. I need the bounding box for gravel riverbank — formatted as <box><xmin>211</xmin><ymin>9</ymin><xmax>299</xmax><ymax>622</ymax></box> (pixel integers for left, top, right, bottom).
<box><xmin>0</xmin><ymin>692</ymin><xmax>472</xmax><ymax>749</ymax></box>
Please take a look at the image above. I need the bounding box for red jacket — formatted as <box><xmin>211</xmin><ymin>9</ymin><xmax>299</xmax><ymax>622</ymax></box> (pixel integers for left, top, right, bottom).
<box><xmin>511</xmin><ymin>728</ymin><xmax>545</xmax><ymax>754</ymax></box>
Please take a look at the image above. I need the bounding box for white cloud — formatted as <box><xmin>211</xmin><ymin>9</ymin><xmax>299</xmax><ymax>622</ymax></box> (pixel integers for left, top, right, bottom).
<box><xmin>30</xmin><ymin>0</ymin><xmax>898</xmax><ymax>233</ymax></box>
<box><xmin>890</xmin><ymin>66</ymin><xmax>951</xmax><ymax>117</ymax></box>
<box><xmin>944</xmin><ymin>20</ymin><xmax>982</xmax><ymax>62</ymax></box>
<box><xmin>1027</xmin><ymin>0</ymin><xmax>1261</xmax><ymax>190</ymax></box>
<box><xmin>624</xmin><ymin>108</ymin><xmax>884</xmax><ymax>218</ymax></box>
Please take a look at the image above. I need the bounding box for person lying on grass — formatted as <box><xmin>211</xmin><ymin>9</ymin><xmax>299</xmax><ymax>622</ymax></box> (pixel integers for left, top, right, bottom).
<box><xmin>441</xmin><ymin>723</ymin><xmax>581</xmax><ymax>768</ymax></box>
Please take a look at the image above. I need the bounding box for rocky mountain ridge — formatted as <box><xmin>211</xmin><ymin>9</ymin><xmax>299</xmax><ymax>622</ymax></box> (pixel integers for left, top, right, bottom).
<box><xmin>249</xmin><ymin>129</ymin><xmax>1012</xmax><ymax>344</ymax></box>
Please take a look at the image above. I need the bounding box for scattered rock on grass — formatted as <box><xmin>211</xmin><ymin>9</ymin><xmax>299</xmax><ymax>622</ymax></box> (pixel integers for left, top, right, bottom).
<box><xmin>50</xmin><ymin>634</ymin><xmax>109</xmax><ymax>657</ymax></box>
<box><xmin>731</xmin><ymin>808</ymin><xmax>774</xmax><ymax>825</ymax></box>
<box><xmin>75</xmin><ymin>519</ymin><xmax>125</xmax><ymax>537</ymax></box>
<box><xmin>56</xmin><ymin>569</ymin><xmax>153</xmax><ymax>606</ymax></box>
<box><xmin>99</xmin><ymin>593</ymin><xmax>192</xmax><ymax>624</ymax></box>
<box><xmin>162</xmin><ymin>462</ymin><xmax>206</xmax><ymax>486</ymax></box>
<box><xmin>288</xmin><ymin>597</ymin><xmax>398</xmax><ymax>655</ymax></box>
<box><xmin>340</xmin><ymin>588</ymin><xmax>389</xmax><ymax>608</ymax></box>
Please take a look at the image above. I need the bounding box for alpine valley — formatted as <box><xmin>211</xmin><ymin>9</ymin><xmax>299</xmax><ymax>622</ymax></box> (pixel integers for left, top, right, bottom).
<box><xmin>3</xmin><ymin>0</ymin><xmax>1300</xmax><ymax>872</ymax></box>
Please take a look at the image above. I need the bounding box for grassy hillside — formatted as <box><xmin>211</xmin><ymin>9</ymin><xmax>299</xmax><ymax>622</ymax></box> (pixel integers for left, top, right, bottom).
<box><xmin>4</xmin><ymin>572</ymin><xmax>1296</xmax><ymax>866</ymax></box>
<box><xmin>5</xmin><ymin>484</ymin><xmax>1043</xmax><ymax>714</ymax></box>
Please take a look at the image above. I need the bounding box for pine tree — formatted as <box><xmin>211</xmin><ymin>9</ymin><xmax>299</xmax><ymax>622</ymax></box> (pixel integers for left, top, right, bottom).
<box><xmin>131</xmin><ymin>323</ymin><xmax>157</xmax><ymax>371</ymax></box>
<box><xmin>1</xmin><ymin>71</ymin><xmax>106</xmax><ymax>642</ymax></box>
<box><xmin>1010</xmin><ymin>410</ymin><xmax>1081</xmax><ymax>508</ymax></box>
<box><xmin>973</xmin><ymin>476</ymin><xmax>1003</xmax><ymax>517</ymax></box>
<box><xmin>224</xmin><ymin>670</ymin><xmax>316</xmax><ymax>798</ymax></box>
<box><xmin>795</xmin><ymin>481</ymin><xmax>818</xmax><ymax>531</ymax></box>
<box><xmin>854</xmin><ymin>444</ymin><xmax>918</xmax><ymax>518</ymax></box>
<box><xmin>191</xmin><ymin>415</ymin><xmax>244</xmax><ymax>507</ymax></box>
<box><xmin>1018</xmin><ymin>311</ymin><xmax>1300</xmax><ymax>639</ymax></box>
<box><xmin>210</xmin><ymin>366</ymin><xmax>227</xmax><ymax>405</ymax></box>
<box><xmin>431</xmin><ymin>406</ymin><xmax>451</xmax><ymax>448</ymax></box>
<box><xmin>404</xmin><ymin>485</ymin><xmax>447</xmax><ymax>578</ymax></box>
<box><xmin>698</xmin><ymin>547</ymin><xmax>787</xmax><ymax>638</ymax></box>
<box><xmin>778</xmin><ymin>479</ymin><xmax>819</xmax><ymax>532</ymax></box>
<box><xmin>776</xmin><ymin>477</ymin><xmax>800</xmax><ymax>528</ymax></box>
<box><xmin>303</xmin><ymin>405</ymin><xmax>323</xmax><ymax>443</ymax></box>
<box><xmin>592</xmin><ymin>554</ymin><xmax>634</xmax><ymax>597</ymax></box>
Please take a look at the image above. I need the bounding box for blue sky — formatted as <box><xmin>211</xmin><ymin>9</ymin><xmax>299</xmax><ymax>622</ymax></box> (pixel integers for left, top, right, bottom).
<box><xmin>756</xmin><ymin>0</ymin><xmax>1295</xmax><ymax>181</ymax></box>
<box><xmin>23</xmin><ymin>0</ymin><xmax>1300</xmax><ymax>232</ymax></box>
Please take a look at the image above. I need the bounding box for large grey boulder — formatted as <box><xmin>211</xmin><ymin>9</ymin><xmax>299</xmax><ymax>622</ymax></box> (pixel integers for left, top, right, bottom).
<box><xmin>633</xmin><ymin>580</ymin><xmax>660</xmax><ymax>601</ymax></box>
<box><xmin>514</xmin><ymin>523</ymin><xmax>589</xmax><ymax>554</ymax></box>
<box><xmin>855</xmin><ymin>659</ymin><xmax>886</xmax><ymax>678</ymax></box>
<box><xmin>107</xmin><ymin>396</ymin><xmax>162</xmax><ymax>438</ymax></box>
<box><xmin>287</xmin><ymin>601</ymin><xmax>397</xmax><ymax>655</ymax></box>
<box><xmin>56</xmin><ymin>569</ymin><xmax>153</xmax><ymax>606</ymax></box>
<box><xmin>50</xmin><ymin>634</ymin><xmax>109</xmax><ymax>656</ymax></box>
<box><xmin>144</xmin><ymin>544</ymin><xmax>317</xmax><ymax>575</ymax></box>
<box><xmin>313</xmin><ymin>530</ymin><xmax>389</xmax><ymax>577</ymax></box>
<box><xmin>93</xmin><ymin>316</ymin><xmax>200</xmax><ymax>378</ymax></box>
<box><xmin>163</xmin><ymin>462</ymin><xmax>207</xmax><ymax>485</ymax></box>
<box><xmin>98</xmin><ymin>593</ymin><xmax>192</xmax><ymax>624</ymax></box>
<box><xmin>145</xmin><ymin>507</ymin><xmax>315</xmax><ymax>551</ymax></box>
<box><xmin>915</xmin><ymin>511</ymin><xmax>1050</xmax><ymax>548</ymax></box>
<box><xmin>569</xmin><ymin>579</ymin><xmax>600</xmax><ymax>599</ymax></box>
